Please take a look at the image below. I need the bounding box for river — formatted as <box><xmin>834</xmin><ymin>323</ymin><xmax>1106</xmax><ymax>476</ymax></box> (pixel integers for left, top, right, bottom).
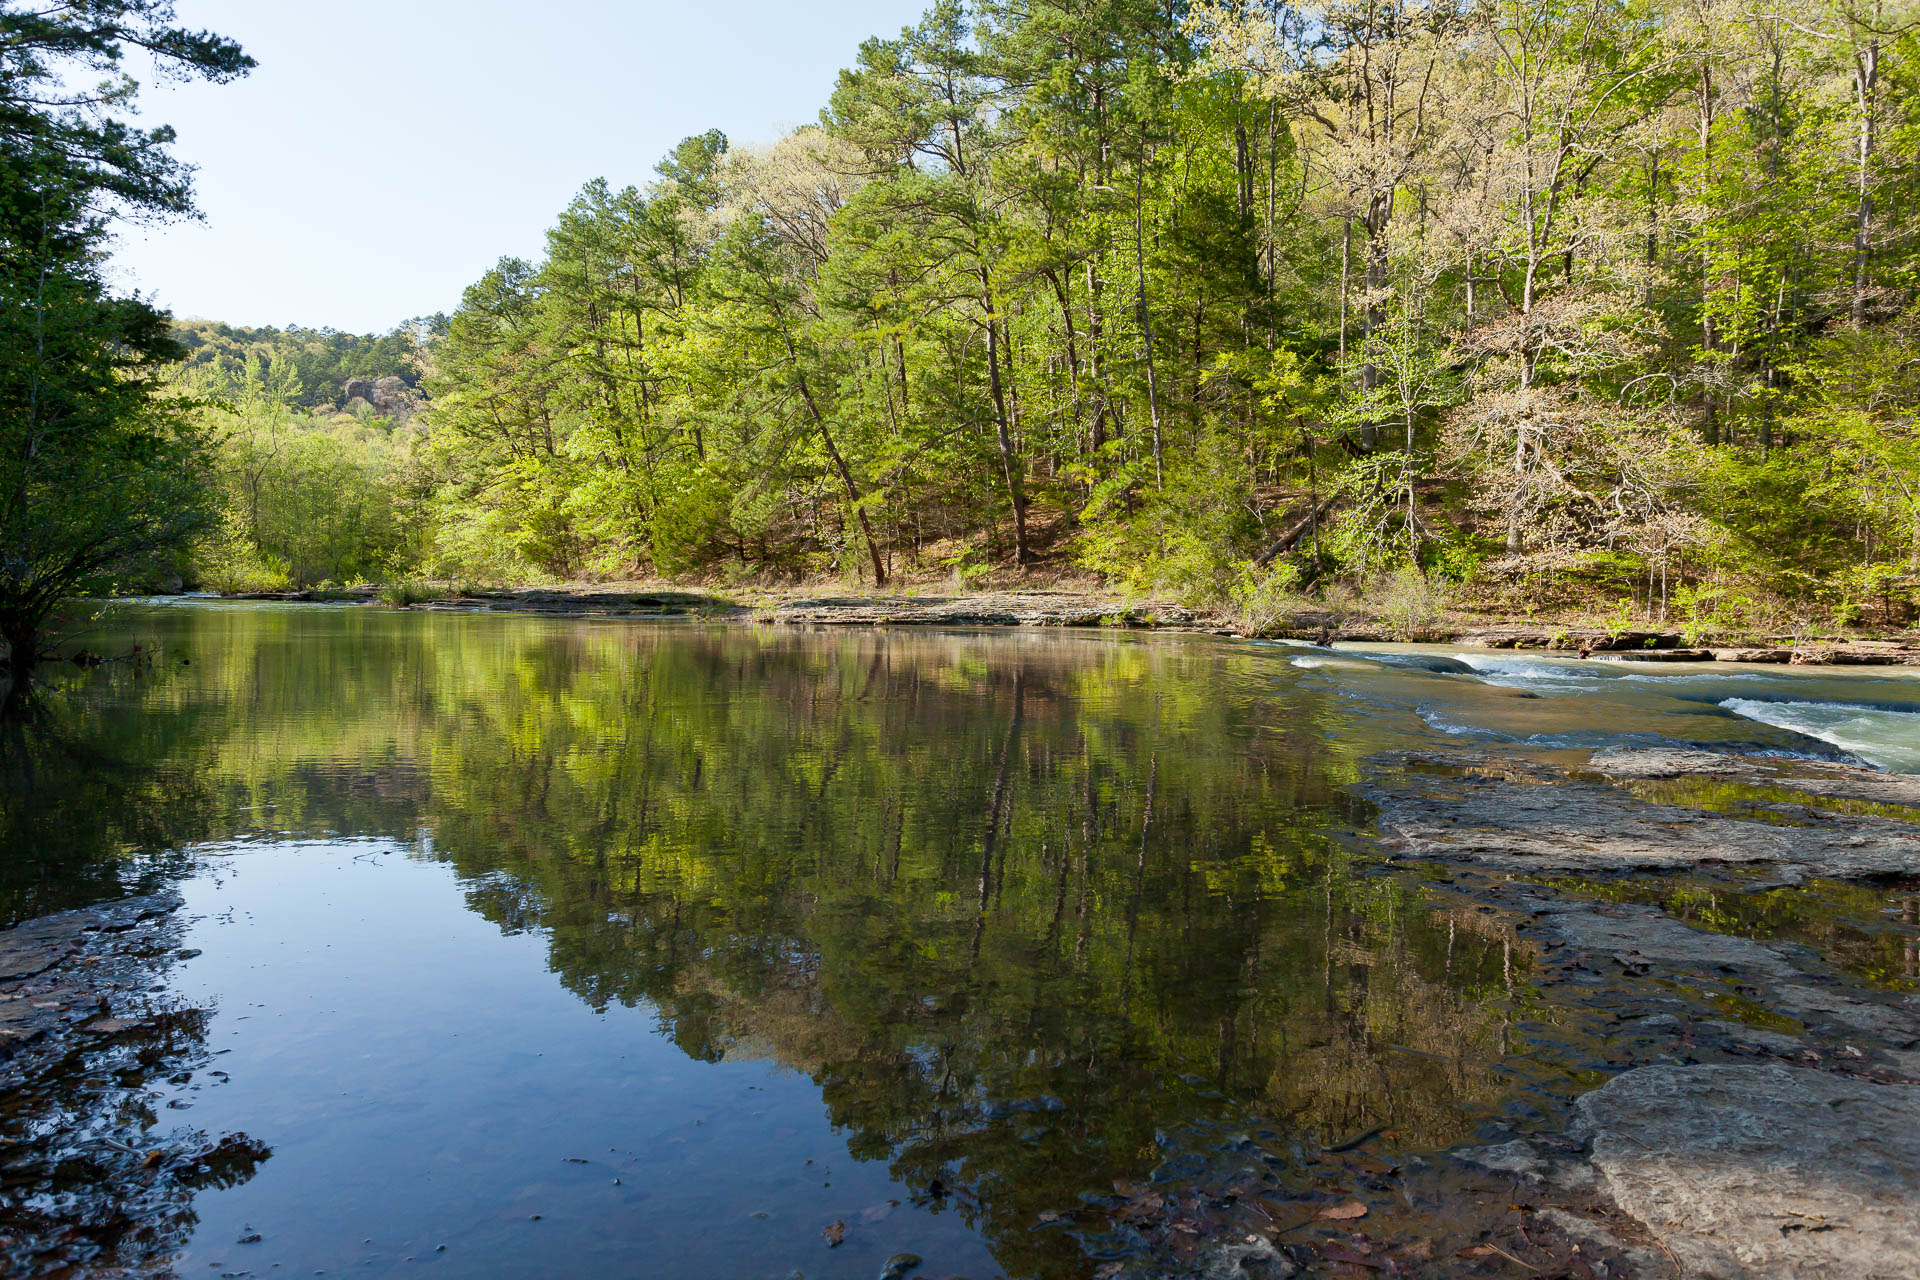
<box><xmin>1</xmin><ymin>602</ymin><xmax>1914</xmax><ymax>1278</ymax></box>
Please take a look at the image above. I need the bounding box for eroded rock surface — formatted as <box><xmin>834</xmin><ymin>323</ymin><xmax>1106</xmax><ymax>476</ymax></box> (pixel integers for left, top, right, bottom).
<box><xmin>1513</xmin><ymin>893</ymin><xmax>1920</xmax><ymax>1078</ymax></box>
<box><xmin>1577</xmin><ymin>1065</ymin><xmax>1920</xmax><ymax>1280</ymax></box>
<box><xmin>1589</xmin><ymin>747</ymin><xmax>1920</xmax><ymax>810</ymax></box>
<box><xmin>1370</xmin><ymin>749</ymin><xmax>1920</xmax><ymax>881</ymax></box>
<box><xmin>0</xmin><ymin>892</ymin><xmax>182</xmax><ymax>1065</ymax></box>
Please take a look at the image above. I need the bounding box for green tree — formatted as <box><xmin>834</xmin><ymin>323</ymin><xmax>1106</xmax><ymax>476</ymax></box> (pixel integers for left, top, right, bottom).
<box><xmin>0</xmin><ymin>0</ymin><xmax>251</xmax><ymax>670</ymax></box>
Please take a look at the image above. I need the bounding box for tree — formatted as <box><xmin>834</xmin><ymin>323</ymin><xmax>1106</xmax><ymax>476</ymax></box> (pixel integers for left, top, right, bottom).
<box><xmin>0</xmin><ymin>1</ymin><xmax>252</xmax><ymax>672</ymax></box>
<box><xmin>0</xmin><ymin>153</ymin><xmax>215</xmax><ymax>666</ymax></box>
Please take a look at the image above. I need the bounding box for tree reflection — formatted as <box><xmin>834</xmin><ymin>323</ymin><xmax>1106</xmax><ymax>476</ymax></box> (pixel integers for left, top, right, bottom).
<box><xmin>0</xmin><ymin>672</ymin><xmax>217</xmax><ymax>925</ymax></box>
<box><xmin>4</xmin><ymin>612</ymin><xmax>1536</xmax><ymax>1278</ymax></box>
<box><xmin>391</xmin><ymin>627</ymin><xmax>1529</xmax><ymax>1273</ymax></box>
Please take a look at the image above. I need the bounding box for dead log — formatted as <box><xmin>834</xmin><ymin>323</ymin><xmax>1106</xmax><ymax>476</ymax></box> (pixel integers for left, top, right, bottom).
<box><xmin>1253</xmin><ymin>496</ymin><xmax>1338</xmax><ymax>568</ymax></box>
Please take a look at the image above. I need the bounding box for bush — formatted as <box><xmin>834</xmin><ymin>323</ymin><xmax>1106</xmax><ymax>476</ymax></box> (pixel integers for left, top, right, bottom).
<box><xmin>1228</xmin><ymin>563</ymin><xmax>1306</xmax><ymax>635</ymax></box>
<box><xmin>193</xmin><ymin>513</ymin><xmax>291</xmax><ymax>594</ymax></box>
<box><xmin>1370</xmin><ymin>567</ymin><xmax>1452</xmax><ymax>641</ymax></box>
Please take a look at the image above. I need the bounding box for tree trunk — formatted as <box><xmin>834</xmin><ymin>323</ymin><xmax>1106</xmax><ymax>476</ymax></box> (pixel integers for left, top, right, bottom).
<box><xmin>2</xmin><ymin>618</ymin><xmax>39</xmax><ymax>677</ymax></box>
<box><xmin>781</xmin><ymin>325</ymin><xmax>887</xmax><ymax>587</ymax></box>
<box><xmin>981</xmin><ymin>271</ymin><xmax>1031</xmax><ymax>567</ymax></box>
<box><xmin>1851</xmin><ymin>37</ymin><xmax>1879</xmax><ymax>327</ymax></box>
<box><xmin>1132</xmin><ymin>162</ymin><xmax>1164</xmax><ymax>489</ymax></box>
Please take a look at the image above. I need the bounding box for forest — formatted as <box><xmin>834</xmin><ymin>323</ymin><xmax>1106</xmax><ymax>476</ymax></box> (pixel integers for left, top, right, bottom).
<box><xmin>179</xmin><ymin>0</ymin><xmax>1920</xmax><ymax>633</ymax></box>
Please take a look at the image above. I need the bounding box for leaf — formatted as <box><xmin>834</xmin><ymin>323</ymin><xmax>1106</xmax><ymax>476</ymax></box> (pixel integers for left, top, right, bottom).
<box><xmin>1316</xmin><ymin>1200</ymin><xmax>1369</xmax><ymax>1221</ymax></box>
<box><xmin>822</xmin><ymin>1220</ymin><xmax>846</xmax><ymax>1247</ymax></box>
<box><xmin>1320</xmin><ymin>1241</ymin><xmax>1388</xmax><ymax>1270</ymax></box>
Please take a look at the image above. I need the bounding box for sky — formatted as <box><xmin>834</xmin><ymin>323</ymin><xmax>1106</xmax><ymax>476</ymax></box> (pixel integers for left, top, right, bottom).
<box><xmin>108</xmin><ymin>0</ymin><xmax>922</xmax><ymax>334</ymax></box>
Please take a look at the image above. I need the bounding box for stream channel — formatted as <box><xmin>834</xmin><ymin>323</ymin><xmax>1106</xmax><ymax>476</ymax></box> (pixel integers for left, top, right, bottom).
<box><xmin>1</xmin><ymin>602</ymin><xmax>1915</xmax><ymax>1279</ymax></box>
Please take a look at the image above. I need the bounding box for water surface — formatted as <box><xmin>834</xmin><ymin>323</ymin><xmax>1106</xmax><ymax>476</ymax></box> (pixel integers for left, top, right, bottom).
<box><xmin>3</xmin><ymin>605</ymin><xmax>1914</xmax><ymax>1277</ymax></box>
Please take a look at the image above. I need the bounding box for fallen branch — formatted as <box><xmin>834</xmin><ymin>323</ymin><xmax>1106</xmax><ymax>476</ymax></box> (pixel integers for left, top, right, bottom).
<box><xmin>1253</xmin><ymin>496</ymin><xmax>1338</xmax><ymax>567</ymax></box>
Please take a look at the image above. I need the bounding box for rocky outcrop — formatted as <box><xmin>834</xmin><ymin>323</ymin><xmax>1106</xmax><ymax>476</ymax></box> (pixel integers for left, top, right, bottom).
<box><xmin>762</xmin><ymin>592</ymin><xmax>1198</xmax><ymax>628</ymax></box>
<box><xmin>0</xmin><ymin>893</ymin><xmax>183</xmax><ymax>1069</ymax></box>
<box><xmin>1367</xmin><ymin>749</ymin><xmax>1920</xmax><ymax>882</ymax></box>
<box><xmin>1588</xmin><ymin>747</ymin><xmax>1920</xmax><ymax>809</ymax></box>
<box><xmin>334</xmin><ymin>375</ymin><xmax>419</xmax><ymax>421</ymax></box>
<box><xmin>1463</xmin><ymin>1066</ymin><xmax>1920</xmax><ymax>1280</ymax></box>
<box><xmin>1455</xmin><ymin>629</ymin><xmax>1920</xmax><ymax>665</ymax></box>
<box><xmin>1579</xmin><ymin>1066</ymin><xmax>1920</xmax><ymax>1280</ymax></box>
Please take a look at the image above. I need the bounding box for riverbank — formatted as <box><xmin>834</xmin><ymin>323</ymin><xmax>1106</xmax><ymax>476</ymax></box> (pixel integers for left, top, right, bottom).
<box><xmin>203</xmin><ymin>583</ymin><xmax>1920</xmax><ymax>666</ymax></box>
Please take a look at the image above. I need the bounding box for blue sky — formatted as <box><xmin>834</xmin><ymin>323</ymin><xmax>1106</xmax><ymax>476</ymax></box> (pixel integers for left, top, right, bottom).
<box><xmin>109</xmin><ymin>0</ymin><xmax>922</xmax><ymax>333</ymax></box>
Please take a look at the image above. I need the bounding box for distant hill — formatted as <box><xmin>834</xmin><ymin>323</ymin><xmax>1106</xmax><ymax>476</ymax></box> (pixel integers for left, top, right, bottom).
<box><xmin>172</xmin><ymin>318</ymin><xmax>446</xmax><ymax>419</ymax></box>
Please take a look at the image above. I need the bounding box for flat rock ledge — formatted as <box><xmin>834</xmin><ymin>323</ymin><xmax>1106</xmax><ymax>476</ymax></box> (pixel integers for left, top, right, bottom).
<box><xmin>1584</xmin><ymin>1065</ymin><xmax>1920</xmax><ymax>1280</ymax></box>
<box><xmin>1470</xmin><ymin>1065</ymin><xmax>1920</xmax><ymax>1280</ymax></box>
<box><xmin>760</xmin><ymin>592</ymin><xmax>1200</xmax><ymax>629</ymax></box>
<box><xmin>1369</xmin><ymin>748</ymin><xmax>1920</xmax><ymax>882</ymax></box>
<box><xmin>0</xmin><ymin>892</ymin><xmax>183</xmax><ymax>1071</ymax></box>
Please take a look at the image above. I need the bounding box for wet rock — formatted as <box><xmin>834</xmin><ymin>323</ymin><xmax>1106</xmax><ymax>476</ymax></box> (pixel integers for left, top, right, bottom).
<box><xmin>878</xmin><ymin>1252</ymin><xmax>920</xmax><ymax>1280</ymax></box>
<box><xmin>1527</xmin><ymin>899</ymin><xmax>1920</xmax><ymax>1056</ymax></box>
<box><xmin>1589</xmin><ymin>647</ymin><xmax>1716</xmax><ymax>663</ymax></box>
<box><xmin>1371</xmin><ymin>653</ymin><xmax>1479</xmax><ymax>674</ymax></box>
<box><xmin>1461</xmin><ymin>627</ymin><xmax>1683</xmax><ymax>651</ymax></box>
<box><xmin>1575</xmin><ymin>1064</ymin><xmax>1920</xmax><ymax>1278</ymax></box>
<box><xmin>1702</xmin><ymin>1019</ymin><xmax>1807</xmax><ymax>1057</ymax></box>
<box><xmin>1585</xmin><ymin>747</ymin><xmax>1747</xmax><ymax>779</ymax></box>
<box><xmin>1589</xmin><ymin>747</ymin><xmax>1920</xmax><ymax>810</ymax></box>
<box><xmin>1455</xmin><ymin>1139</ymin><xmax>1597</xmax><ymax>1194</ymax></box>
<box><xmin>1370</xmin><ymin>750</ymin><xmax>1920</xmax><ymax>880</ymax></box>
<box><xmin>1527</xmin><ymin>1207</ymin><xmax>1669</xmax><ymax>1277</ymax></box>
<box><xmin>0</xmin><ymin>893</ymin><xmax>185</xmax><ymax>1065</ymax></box>
<box><xmin>1792</xmin><ymin>646</ymin><xmax>1920</xmax><ymax>667</ymax></box>
<box><xmin>1189</xmin><ymin>1233</ymin><xmax>1297</xmax><ymax>1278</ymax></box>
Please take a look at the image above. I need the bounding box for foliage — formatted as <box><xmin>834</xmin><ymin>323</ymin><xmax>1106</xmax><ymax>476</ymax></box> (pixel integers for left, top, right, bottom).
<box><xmin>153</xmin><ymin>0</ymin><xmax>1920</xmax><ymax>629</ymax></box>
<box><xmin>1371</xmin><ymin>567</ymin><xmax>1453</xmax><ymax>642</ymax></box>
<box><xmin>171</xmin><ymin>353</ymin><xmax>419</xmax><ymax>590</ymax></box>
<box><xmin>171</xmin><ymin>320</ymin><xmax>434</xmax><ymax>411</ymax></box>
<box><xmin>0</xmin><ymin>0</ymin><xmax>250</xmax><ymax>666</ymax></box>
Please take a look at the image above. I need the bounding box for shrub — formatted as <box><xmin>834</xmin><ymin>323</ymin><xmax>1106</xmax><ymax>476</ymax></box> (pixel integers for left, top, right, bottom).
<box><xmin>1370</xmin><ymin>567</ymin><xmax>1452</xmax><ymax>641</ymax></box>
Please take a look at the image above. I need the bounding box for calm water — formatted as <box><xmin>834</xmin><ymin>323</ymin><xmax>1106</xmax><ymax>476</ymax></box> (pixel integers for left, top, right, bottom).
<box><xmin>4</xmin><ymin>604</ymin><xmax>1917</xmax><ymax>1278</ymax></box>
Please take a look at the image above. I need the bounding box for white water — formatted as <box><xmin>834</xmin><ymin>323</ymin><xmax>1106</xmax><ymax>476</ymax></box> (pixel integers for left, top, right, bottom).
<box><xmin>1721</xmin><ymin>698</ymin><xmax>1920</xmax><ymax>772</ymax></box>
<box><xmin>1291</xmin><ymin>643</ymin><xmax>1920</xmax><ymax>772</ymax></box>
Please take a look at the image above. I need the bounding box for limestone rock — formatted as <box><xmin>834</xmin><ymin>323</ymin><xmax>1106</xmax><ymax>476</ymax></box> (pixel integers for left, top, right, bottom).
<box><xmin>1370</xmin><ymin>750</ymin><xmax>1920</xmax><ymax>879</ymax></box>
<box><xmin>1588</xmin><ymin>747</ymin><xmax>1920</xmax><ymax>809</ymax></box>
<box><xmin>1576</xmin><ymin>1065</ymin><xmax>1920</xmax><ymax>1279</ymax></box>
<box><xmin>368</xmin><ymin>375</ymin><xmax>418</xmax><ymax>419</ymax></box>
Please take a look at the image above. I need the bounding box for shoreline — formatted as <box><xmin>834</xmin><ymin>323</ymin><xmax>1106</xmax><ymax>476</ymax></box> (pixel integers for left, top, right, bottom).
<box><xmin>171</xmin><ymin>586</ymin><xmax>1920</xmax><ymax>666</ymax></box>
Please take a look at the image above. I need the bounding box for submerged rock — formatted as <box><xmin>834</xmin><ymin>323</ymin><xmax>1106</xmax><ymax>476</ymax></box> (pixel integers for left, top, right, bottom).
<box><xmin>1576</xmin><ymin>1065</ymin><xmax>1920</xmax><ymax>1279</ymax></box>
